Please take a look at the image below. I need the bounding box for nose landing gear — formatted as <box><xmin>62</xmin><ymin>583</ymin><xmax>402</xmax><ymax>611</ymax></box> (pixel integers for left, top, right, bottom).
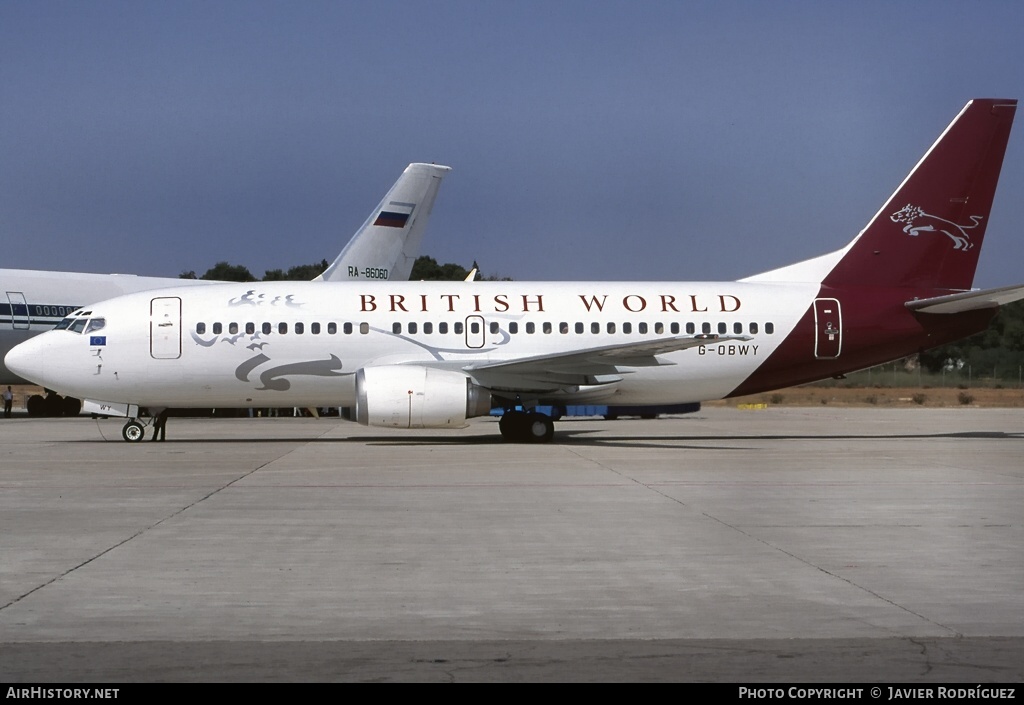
<box><xmin>122</xmin><ymin>419</ymin><xmax>146</xmax><ymax>442</ymax></box>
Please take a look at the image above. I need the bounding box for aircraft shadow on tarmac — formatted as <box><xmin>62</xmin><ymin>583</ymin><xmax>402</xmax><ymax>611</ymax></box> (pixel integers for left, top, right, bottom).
<box><xmin>73</xmin><ymin>427</ymin><xmax>1023</xmax><ymax>449</ymax></box>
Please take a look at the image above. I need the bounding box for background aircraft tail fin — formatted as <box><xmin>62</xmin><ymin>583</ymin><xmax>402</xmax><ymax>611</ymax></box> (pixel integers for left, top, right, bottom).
<box><xmin>316</xmin><ymin>163</ymin><xmax>452</xmax><ymax>282</ymax></box>
<box><xmin>823</xmin><ymin>99</ymin><xmax>1016</xmax><ymax>292</ymax></box>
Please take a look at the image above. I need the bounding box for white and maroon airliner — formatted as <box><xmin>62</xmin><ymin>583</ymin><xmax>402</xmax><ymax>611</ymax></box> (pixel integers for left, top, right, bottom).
<box><xmin>6</xmin><ymin>99</ymin><xmax>1021</xmax><ymax>442</ymax></box>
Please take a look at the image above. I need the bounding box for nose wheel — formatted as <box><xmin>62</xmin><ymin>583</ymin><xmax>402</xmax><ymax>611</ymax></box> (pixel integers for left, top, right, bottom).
<box><xmin>122</xmin><ymin>419</ymin><xmax>146</xmax><ymax>442</ymax></box>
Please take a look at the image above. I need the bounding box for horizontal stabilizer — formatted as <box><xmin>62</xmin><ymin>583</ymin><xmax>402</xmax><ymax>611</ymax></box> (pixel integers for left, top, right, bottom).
<box><xmin>905</xmin><ymin>284</ymin><xmax>1024</xmax><ymax>314</ymax></box>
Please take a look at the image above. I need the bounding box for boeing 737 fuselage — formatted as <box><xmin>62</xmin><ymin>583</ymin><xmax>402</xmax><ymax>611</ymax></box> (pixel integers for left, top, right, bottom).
<box><xmin>7</xmin><ymin>100</ymin><xmax>1021</xmax><ymax>442</ymax></box>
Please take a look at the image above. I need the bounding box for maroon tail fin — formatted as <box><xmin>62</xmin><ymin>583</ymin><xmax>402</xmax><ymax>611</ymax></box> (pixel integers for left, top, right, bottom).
<box><xmin>823</xmin><ymin>99</ymin><xmax>1016</xmax><ymax>292</ymax></box>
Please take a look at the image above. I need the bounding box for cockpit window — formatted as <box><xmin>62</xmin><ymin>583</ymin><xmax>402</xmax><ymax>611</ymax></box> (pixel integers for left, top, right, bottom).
<box><xmin>55</xmin><ymin>317</ymin><xmax>74</xmax><ymax>330</ymax></box>
<box><xmin>70</xmin><ymin>319</ymin><xmax>88</xmax><ymax>334</ymax></box>
<box><xmin>85</xmin><ymin>318</ymin><xmax>105</xmax><ymax>334</ymax></box>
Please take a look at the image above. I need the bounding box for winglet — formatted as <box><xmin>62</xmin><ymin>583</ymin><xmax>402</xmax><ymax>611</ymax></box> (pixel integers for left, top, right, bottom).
<box><xmin>316</xmin><ymin>163</ymin><xmax>452</xmax><ymax>282</ymax></box>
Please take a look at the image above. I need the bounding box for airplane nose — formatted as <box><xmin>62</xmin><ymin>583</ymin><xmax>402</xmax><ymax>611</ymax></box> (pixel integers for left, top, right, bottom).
<box><xmin>5</xmin><ymin>335</ymin><xmax>49</xmax><ymax>386</ymax></box>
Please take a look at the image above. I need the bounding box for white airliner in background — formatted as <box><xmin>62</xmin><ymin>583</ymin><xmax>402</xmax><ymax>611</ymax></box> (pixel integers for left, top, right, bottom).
<box><xmin>1</xmin><ymin>162</ymin><xmax>451</xmax><ymax>399</ymax></box>
<box><xmin>7</xmin><ymin>100</ymin><xmax>1022</xmax><ymax>442</ymax></box>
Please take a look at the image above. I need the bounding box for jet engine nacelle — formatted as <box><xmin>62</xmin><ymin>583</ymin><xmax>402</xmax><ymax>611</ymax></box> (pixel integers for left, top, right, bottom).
<box><xmin>355</xmin><ymin>365</ymin><xmax>492</xmax><ymax>429</ymax></box>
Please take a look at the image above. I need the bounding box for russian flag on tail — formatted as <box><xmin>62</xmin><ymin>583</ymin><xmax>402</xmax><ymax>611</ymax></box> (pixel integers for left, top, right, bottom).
<box><xmin>373</xmin><ymin>201</ymin><xmax>415</xmax><ymax>228</ymax></box>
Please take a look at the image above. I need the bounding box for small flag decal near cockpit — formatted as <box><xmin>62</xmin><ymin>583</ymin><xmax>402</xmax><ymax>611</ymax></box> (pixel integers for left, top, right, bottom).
<box><xmin>90</xmin><ymin>336</ymin><xmax>106</xmax><ymax>346</ymax></box>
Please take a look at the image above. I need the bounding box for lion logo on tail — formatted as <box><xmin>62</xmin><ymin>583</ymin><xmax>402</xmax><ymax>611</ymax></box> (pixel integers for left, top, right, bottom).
<box><xmin>890</xmin><ymin>204</ymin><xmax>982</xmax><ymax>251</ymax></box>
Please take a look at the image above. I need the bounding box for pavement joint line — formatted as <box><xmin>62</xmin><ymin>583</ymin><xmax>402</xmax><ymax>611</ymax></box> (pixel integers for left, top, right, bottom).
<box><xmin>0</xmin><ymin>429</ymin><xmax>331</xmax><ymax>614</ymax></box>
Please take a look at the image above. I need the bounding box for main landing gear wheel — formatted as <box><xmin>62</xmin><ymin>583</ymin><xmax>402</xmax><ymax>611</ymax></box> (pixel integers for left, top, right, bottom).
<box><xmin>499</xmin><ymin>411</ymin><xmax>555</xmax><ymax>443</ymax></box>
<box><xmin>122</xmin><ymin>420</ymin><xmax>145</xmax><ymax>442</ymax></box>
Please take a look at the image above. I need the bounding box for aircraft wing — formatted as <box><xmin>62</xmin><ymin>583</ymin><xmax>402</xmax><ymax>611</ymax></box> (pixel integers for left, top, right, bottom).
<box><xmin>464</xmin><ymin>335</ymin><xmax>751</xmax><ymax>390</ymax></box>
<box><xmin>905</xmin><ymin>284</ymin><xmax>1024</xmax><ymax>314</ymax></box>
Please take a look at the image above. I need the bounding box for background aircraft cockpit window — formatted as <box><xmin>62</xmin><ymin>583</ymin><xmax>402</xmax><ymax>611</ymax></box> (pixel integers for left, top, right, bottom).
<box><xmin>84</xmin><ymin>318</ymin><xmax>105</xmax><ymax>334</ymax></box>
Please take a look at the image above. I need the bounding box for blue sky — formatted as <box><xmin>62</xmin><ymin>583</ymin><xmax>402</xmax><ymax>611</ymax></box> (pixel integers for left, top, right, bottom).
<box><xmin>2</xmin><ymin>1</ymin><xmax>1023</xmax><ymax>287</ymax></box>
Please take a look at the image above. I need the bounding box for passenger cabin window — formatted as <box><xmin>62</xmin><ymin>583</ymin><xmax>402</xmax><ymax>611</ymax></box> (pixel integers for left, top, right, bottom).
<box><xmin>196</xmin><ymin>322</ymin><xmax>206</xmax><ymax>334</ymax></box>
<box><xmin>360</xmin><ymin>322</ymin><xmax>369</xmax><ymax>334</ymax></box>
<box><xmin>490</xmin><ymin>322</ymin><xmax>499</xmax><ymax>334</ymax></box>
<box><xmin>686</xmin><ymin>322</ymin><xmax>695</xmax><ymax>334</ymax></box>
<box><xmin>339</xmin><ymin>323</ymin><xmax>347</xmax><ymax>334</ymax></box>
<box><xmin>765</xmin><ymin>322</ymin><xmax>774</xmax><ymax>334</ymax></box>
<box><xmin>392</xmin><ymin>322</ymin><xmax>402</xmax><ymax>334</ymax></box>
<box><xmin>526</xmin><ymin>322</ymin><xmax>535</xmax><ymax>334</ymax></box>
<box><xmin>295</xmin><ymin>322</ymin><xmax>304</xmax><ymax>335</ymax></box>
<box><xmin>229</xmin><ymin>322</ymin><xmax>238</xmax><ymax>334</ymax></box>
<box><xmin>409</xmin><ymin>322</ymin><xmax>418</xmax><ymax>334</ymax></box>
<box><xmin>454</xmin><ymin>322</ymin><xmax>464</xmax><ymax>334</ymax></box>
<box><xmin>262</xmin><ymin>322</ymin><xmax>272</xmax><ymax>335</ymax></box>
<box><xmin>543</xmin><ymin>322</ymin><xmax>552</xmax><ymax>334</ymax></box>
<box><xmin>623</xmin><ymin>322</ymin><xmax>632</xmax><ymax>334</ymax></box>
<box><xmin>439</xmin><ymin>322</ymin><xmax>449</xmax><ymax>334</ymax></box>
<box><xmin>424</xmin><ymin>322</ymin><xmax>433</xmax><ymax>334</ymax></box>
<box><xmin>311</xmin><ymin>322</ymin><xmax>321</xmax><ymax>334</ymax></box>
<box><xmin>638</xmin><ymin>322</ymin><xmax>648</xmax><ymax>334</ymax></box>
<box><xmin>246</xmin><ymin>322</ymin><xmax>255</xmax><ymax>335</ymax></box>
<box><xmin>702</xmin><ymin>322</ymin><xmax>711</xmax><ymax>334</ymax></box>
<box><xmin>749</xmin><ymin>322</ymin><xmax>758</xmax><ymax>334</ymax></box>
<box><xmin>718</xmin><ymin>322</ymin><xmax>727</xmax><ymax>335</ymax></box>
<box><xmin>671</xmin><ymin>322</ymin><xmax>679</xmax><ymax>334</ymax></box>
<box><xmin>560</xmin><ymin>322</ymin><xmax>569</xmax><ymax>334</ymax></box>
<box><xmin>655</xmin><ymin>322</ymin><xmax>664</xmax><ymax>334</ymax></box>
